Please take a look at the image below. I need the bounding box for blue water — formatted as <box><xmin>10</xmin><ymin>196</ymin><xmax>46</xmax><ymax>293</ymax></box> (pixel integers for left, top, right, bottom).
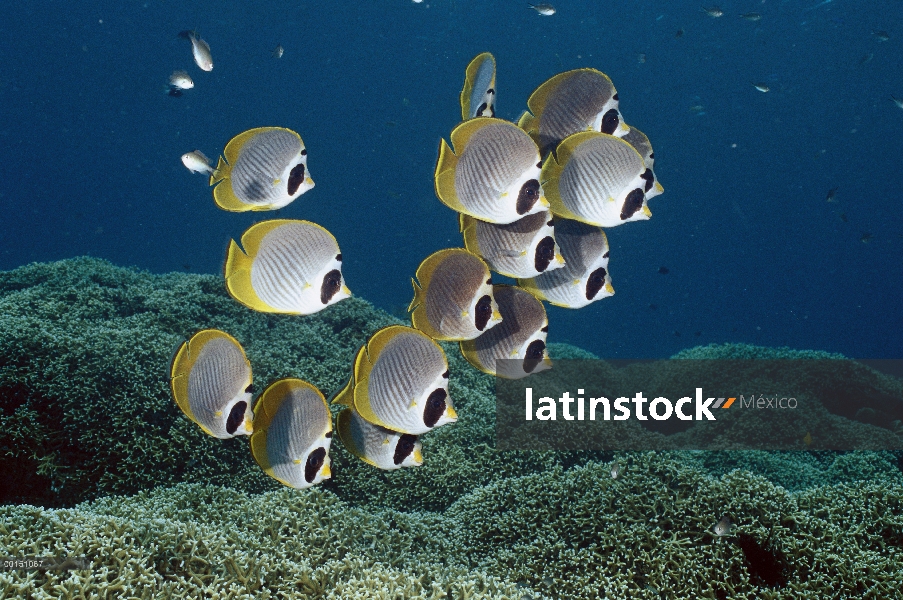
<box><xmin>1</xmin><ymin>0</ymin><xmax>900</xmax><ymax>359</ymax></box>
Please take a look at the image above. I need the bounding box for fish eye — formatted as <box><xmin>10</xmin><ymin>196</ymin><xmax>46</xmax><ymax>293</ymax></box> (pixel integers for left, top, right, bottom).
<box><xmin>442</xmin><ymin>369</ymin><xmax>450</xmax><ymax>379</ymax></box>
<box><xmin>423</xmin><ymin>389</ymin><xmax>448</xmax><ymax>428</ymax></box>
<box><xmin>320</xmin><ymin>269</ymin><xmax>343</xmax><ymax>304</ymax></box>
<box><xmin>474</xmin><ymin>295</ymin><xmax>493</xmax><ymax>331</ymax></box>
<box><xmin>601</xmin><ymin>109</ymin><xmax>620</xmax><ymax>135</ymax></box>
<box><xmin>324</xmin><ymin>430</ymin><xmax>333</xmax><ymax>438</ymax></box>
<box><xmin>640</xmin><ymin>169</ymin><xmax>655</xmax><ymax>193</ymax></box>
<box><xmin>225</xmin><ymin>401</ymin><xmax>248</xmax><ymax>435</ymax></box>
<box><xmin>649</xmin><ymin>152</ymin><xmax>654</xmax><ymax>160</ymax></box>
<box><xmin>300</xmin><ymin>149</ymin><xmax>307</xmax><ymax>156</ymax></box>
<box><xmin>547</xmin><ymin>218</ymin><xmax>554</xmax><ymax>227</ymax></box>
<box><xmin>245</xmin><ymin>383</ymin><xmax>253</xmax><ymax>394</ymax></box>
<box><xmin>393</xmin><ymin>434</ymin><xmax>418</xmax><ymax>465</ymax></box>
<box><xmin>536</xmin><ymin>161</ymin><xmax>542</xmax><ymax>168</ymax></box>
<box><xmin>612</xmin><ymin>93</ymin><xmax>619</xmax><ymax>101</ymax></box>
<box><xmin>619</xmin><ymin>188</ymin><xmax>645</xmax><ymax>220</ymax></box>
<box><xmin>540</xmin><ymin>325</ymin><xmax>549</xmax><ymax>333</ymax></box>
<box><xmin>523</xmin><ymin>340</ymin><xmax>547</xmax><ymax>373</ymax></box>
<box><xmin>304</xmin><ymin>447</ymin><xmax>327</xmax><ymax>483</ymax></box>
<box><xmin>585</xmin><ymin>267</ymin><xmax>608</xmax><ymax>300</ymax></box>
<box><xmin>534</xmin><ymin>236</ymin><xmax>555</xmax><ymax>272</ymax></box>
<box><xmin>335</xmin><ymin>253</ymin><xmax>343</xmax><ymax>262</ymax></box>
<box><xmin>602</xmin><ymin>250</ymin><xmax>610</xmax><ymax>259</ymax></box>
<box><xmin>486</xmin><ymin>277</ymin><xmax>492</xmax><ymax>285</ymax></box>
<box><xmin>516</xmin><ymin>179</ymin><xmax>541</xmax><ymax>215</ymax></box>
<box><xmin>287</xmin><ymin>163</ymin><xmax>306</xmax><ymax>195</ymax></box>
<box><xmin>487</xmin><ymin>88</ymin><xmax>495</xmax><ymax>95</ymax></box>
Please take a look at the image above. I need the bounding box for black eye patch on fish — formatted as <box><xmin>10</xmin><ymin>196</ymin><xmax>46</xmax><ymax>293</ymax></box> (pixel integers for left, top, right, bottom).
<box><xmin>601</xmin><ymin>109</ymin><xmax>620</xmax><ymax>135</ymax></box>
<box><xmin>287</xmin><ymin>163</ymin><xmax>306</xmax><ymax>195</ymax></box>
<box><xmin>534</xmin><ymin>236</ymin><xmax>555</xmax><ymax>272</ymax></box>
<box><xmin>641</xmin><ymin>169</ymin><xmax>655</xmax><ymax>192</ymax></box>
<box><xmin>393</xmin><ymin>434</ymin><xmax>418</xmax><ymax>465</ymax></box>
<box><xmin>320</xmin><ymin>269</ymin><xmax>342</xmax><ymax>304</ymax></box>
<box><xmin>523</xmin><ymin>339</ymin><xmax>547</xmax><ymax>373</ymax></box>
<box><xmin>474</xmin><ymin>294</ymin><xmax>493</xmax><ymax>330</ymax></box>
<box><xmin>620</xmin><ymin>188</ymin><xmax>645</xmax><ymax>220</ymax></box>
<box><xmin>585</xmin><ymin>267</ymin><xmax>608</xmax><ymax>300</ymax></box>
<box><xmin>225</xmin><ymin>401</ymin><xmax>248</xmax><ymax>435</ymax></box>
<box><xmin>423</xmin><ymin>388</ymin><xmax>448</xmax><ymax>428</ymax></box>
<box><xmin>516</xmin><ymin>179</ymin><xmax>541</xmax><ymax>215</ymax></box>
<box><xmin>304</xmin><ymin>447</ymin><xmax>326</xmax><ymax>483</ymax></box>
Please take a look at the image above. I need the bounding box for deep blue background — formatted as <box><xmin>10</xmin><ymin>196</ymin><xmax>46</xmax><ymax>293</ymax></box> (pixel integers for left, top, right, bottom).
<box><xmin>1</xmin><ymin>0</ymin><xmax>900</xmax><ymax>359</ymax></box>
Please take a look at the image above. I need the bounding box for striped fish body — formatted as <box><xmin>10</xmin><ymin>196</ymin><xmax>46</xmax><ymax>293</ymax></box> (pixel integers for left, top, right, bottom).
<box><xmin>224</xmin><ymin>219</ymin><xmax>350</xmax><ymax>315</ymax></box>
<box><xmin>542</xmin><ymin>131</ymin><xmax>650</xmax><ymax>228</ymax></box>
<box><xmin>170</xmin><ymin>329</ymin><xmax>253</xmax><ymax>438</ymax></box>
<box><xmin>519</xmin><ymin>68</ymin><xmax>628</xmax><ymax>158</ymax></box>
<box><xmin>519</xmin><ymin>218</ymin><xmax>614</xmax><ymax>309</ymax></box>
<box><xmin>336</xmin><ymin>405</ymin><xmax>423</xmax><ymax>470</ymax></box>
<box><xmin>210</xmin><ymin>127</ymin><xmax>314</xmax><ymax>212</ymax></box>
<box><xmin>461</xmin><ymin>52</ymin><xmax>497</xmax><ymax>120</ymax></box>
<box><xmin>622</xmin><ymin>126</ymin><xmax>664</xmax><ymax>200</ymax></box>
<box><xmin>409</xmin><ymin>248</ymin><xmax>502</xmax><ymax>341</ymax></box>
<box><xmin>352</xmin><ymin>326</ymin><xmax>456</xmax><ymax>435</ymax></box>
<box><xmin>461</xmin><ymin>211</ymin><xmax>565</xmax><ymax>279</ymax></box>
<box><xmin>250</xmin><ymin>379</ymin><xmax>332</xmax><ymax>489</ymax></box>
<box><xmin>460</xmin><ymin>285</ymin><xmax>551</xmax><ymax>379</ymax></box>
<box><xmin>435</xmin><ymin>118</ymin><xmax>547</xmax><ymax>225</ymax></box>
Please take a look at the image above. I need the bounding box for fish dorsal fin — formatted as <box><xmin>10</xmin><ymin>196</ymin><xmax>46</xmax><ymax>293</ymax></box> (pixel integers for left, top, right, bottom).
<box><xmin>335</xmin><ymin>408</ymin><xmax>379</xmax><ymax>468</ymax></box>
<box><xmin>459</xmin><ymin>214</ymin><xmax>481</xmax><ymax>256</ymax></box>
<box><xmin>331</xmin><ymin>373</ymin><xmax>356</xmax><ymax>406</ymax></box>
<box><xmin>460</xmin><ymin>52</ymin><xmax>496</xmax><ymax>121</ymax></box>
<box><xmin>222</xmin><ymin>127</ymin><xmax>292</xmax><ymax>165</ymax></box>
<box><xmin>526</xmin><ymin>68</ymin><xmax>611</xmax><ymax>118</ymax></box>
<box><xmin>459</xmin><ymin>339</ymin><xmax>493</xmax><ymax>376</ymax></box>
<box><xmin>170</xmin><ymin>329</ymin><xmax>245</xmax><ymax>424</ymax></box>
<box><xmin>517</xmin><ymin>109</ymin><xmax>536</xmax><ymax>133</ymax></box>
<box><xmin>408</xmin><ymin>277</ymin><xmax>425</xmax><ymax>315</ymax></box>
<box><xmin>434</xmin><ymin>138</ymin><xmax>465</xmax><ymax>213</ymax></box>
<box><xmin>352</xmin><ymin>325</ymin><xmax>404</xmax><ymax>389</ymax></box>
<box><xmin>448</xmin><ymin>117</ymin><xmax>496</xmax><ymax>152</ymax></box>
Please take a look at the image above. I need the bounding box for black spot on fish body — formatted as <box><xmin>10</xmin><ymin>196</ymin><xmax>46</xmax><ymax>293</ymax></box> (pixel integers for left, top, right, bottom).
<box><xmin>474</xmin><ymin>295</ymin><xmax>493</xmax><ymax>330</ymax></box>
<box><xmin>658</xmin><ymin>266</ymin><xmax>669</xmax><ymax>275</ymax></box>
<box><xmin>287</xmin><ymin>163</ymin><xmax>306</xmax><ymax>195</ymax></box>
<box><xmin>641</xmin><ymin>168</ymin><xmax>655</xmax><ymax>192</ymax></box>
<box><xmin>393</xmin><ymin>434</ymin><xmax>418</xmax><ymax>465</ymax></box>
<box><xmin>304</xmin><ymin>447</ymin><xmax>326</xmax><ymax>483</ymax></box>
<box><xmin>423</xmin><ymin>388</ymin><xmax>448</xmax><ymax>428</ymax></box>
<box><xmin>239</xmin><ymin>177</ymin><xmax>270</xmax><ymax>202</ymax></box>
<box><xmin>442</xmin><ymin>370</ymin><xmax>450</xmax><ymax>379</ymax></box>
<box><xmin>225</xmin><ymin>401</ymin><xmax>247</xmax><ymax>435</ymax></box>
<box><xmin>320</xmin><ymin>269</ymin><xmax>342</xmax><ymax>304</ymax></box>
<box><xmin>523</xmin><ymin>339</ymin><xmax>546</xmax><ymax>373</ymax></box>
<box><xmin>300</xmin><ymin>148</ymin><xmax>307</xmax><ymax>156</ymax></box>
<box><xmin>476</xmin><ymin>102</ymin><xmax>488</xmax><ymax>115</ymax></box>
<box><xmin>601</xmin><ymin>109</ymin><xmax>620</xmax><ymax>135</ymax></box>
<box><xmin>585</xmin><ymin>267</ymin><xmax>608</xmax><ymax>300</ymax></box>
<box><xmin>534</xmin><ymin>236</ymin><xmax>556</xmax><ymax>272</ymax></box>
<box><xmin>324</xmin><ymin>430</ymin><xmax>332</xmax><ymax>438</ymax></box>
<box><xmin>620</xmin><ymin>188</ymin><xmax>645</xmax><ymax>220</ymax></box>
<box><xmin>516</xmin><ymin>179</ymin><xmax>541</xmax><ymax>214</ymax></box>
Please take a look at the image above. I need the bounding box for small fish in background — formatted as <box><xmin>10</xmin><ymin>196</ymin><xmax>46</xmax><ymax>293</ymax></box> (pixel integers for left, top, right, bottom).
<box><xmin>713</xmin><ymin>515</ymin><xmax>732</xmax><ymax>536</ymax></box>
<box><xmin>838</xmin><ymin>213</ymin><xmax>848</xmax><ymax>223</ymax></box>
<box><xmin>224</xmin><ymin>220</ymin><xmax>350</xmax><ymax>315</ymax></box>
<box><xmin>825</xmin><ymin>187</ymin><xmax>838</xmax><ymax>202</ymax></box>
<box><xmin>210</xmin><ymin>127</ymin><xmax>314</xmax><ymax>212</ymax></box>
<box><xmin>753</xmin><ymin>83</ymin><xmax>770</xmax><ymax>93</ymax></box>
<box><xmin>528</xmin><ymin>3</ymin><xmax>556</xmax><ymax>16</ymax></box>
<box><xmin>860</xmin><ymin>232</ymin><xmax>873</xmax><ymax>244</ymax></box>
<box><xmin>701</xmin><ymin>6</ymin><xmax>724</xmax><ymax>17</ymax></box>
<box><xmin>676</xmin><ymin>28</ymin><xmax>685</xmax><ymax>38</ymax></box>
<box><xmin>271</xmin><ymin>44</ymin><xmax>284</xmax><ymax>58</ymax></box>
<box><xmin>892</xmin><ymin>96</ymin><xmax>903</xmax><ymax>110</ymax></box>
<box><xmin>168</xmin><ymin>70</ymin><xmax>193</xmax><ymax>96</ymax></box>
<box><xmin>740</xmin><ymin>12</ymin><xmax>761</xmax><ymax>21</ymax></box>
<box><xmin>872</xmin><ymin>30</ymin><xmax>890</xmax><ymax>42</ymax></box>
<box><xmin>178</xmin><ymin>30</ymin><xmax>213</xmax><ymax>71</ymax></box>
<box><xmin>413</xmin><ymin>0</ymin><xmax>423</xmax><ymax>3</ymax></box>
<box><xmin>410</xmin><ymin>248</ymin><xmax>503</xmax><ymax>341</ymax></box>
<box><xmin>637</xmin><ymin>53</ymin><xmax>647</xmax><ymax>64</ymax></box>
<box><xmin>181</xmin><ymin>150</ymin><xmax>215</xmax><ymax>175</ymax></box>
<box><xmin>169</xmin><ymin>329</ymin><xmax>254</xmax><ymax>439</ymax></box>
<box><xmin>250</xmin><ymin>378</ymin><xmax>333</xmax><ymax>489</ymax></box>
<box><xmin>803</xmin><ymin>431</ymin><xmax>813</xmax><ymax>446</ymax></box>
<box><xmin>610</xmin><ymin>460</ymin><xmax>623</xmax><ymax>479</ymax></box>
<box><xmin>658</xmin><ymin>266</ymin><xmax>669</xmax><ymax>275</ymax></box>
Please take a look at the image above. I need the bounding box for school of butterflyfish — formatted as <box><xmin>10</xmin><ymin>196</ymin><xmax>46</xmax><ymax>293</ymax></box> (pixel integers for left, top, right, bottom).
<box><xmin>170</xmin><ymin>52</ymin><xmax>662</xmax><ymax>488</ymax></box>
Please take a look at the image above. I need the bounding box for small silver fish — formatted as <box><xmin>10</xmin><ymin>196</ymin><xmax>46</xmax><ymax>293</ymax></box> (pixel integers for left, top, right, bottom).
<box><xmin>826</xmin><ymin>187</ymin><xmax>838</xmax><ymax>202</ymax></box>
<box><xmin>272</xmin><ymin>44</ymin><xmax>284</xmax><ymax>58</ymax></box>
<box><xmin>752</xmin><ymin>83</ymin><xmax>770</xmax><ymax>93</ymax></box>
<box><xmin>713</xmin><ymin>515</ymin><xmax>732</xmax><ymax>536</ymax></box>
<box><xmin>740</xmin><ymin>12</ymin><xmax>761</xmax><ymax>21</ymax></box>
<box><xmin>610</xmin><ymin>460</ymin><xmax>623</xmax><ymax>479</ymax></box>
<box><xmin>860</xmin><ymin>232</ymin><xmax>873</xmax><ymax>244</ymax></box>
<box><xmin>181</xmin><ymin>150</ymin><xmax>214</xmax><ymax>175</ymax></box>
<box><xmin>178</xmin><ymin>30</ymin><xmax>213</xmax><ymax>71</ymax></box>
<box><xmin>872</xmin><ymin>30</ymin><xmax>890</xmax><ymax>42</ymax></box>
<box><xmin>637</xmin><ymin>53</ymin><xmax>647</xmax><ymax>64</ymax></box>
<box><xmin>701</xmin><ymin>6</ymin><xmax>724</xmax><ymax>17</ymax></box>
<box><xmin>528</xmin><ymin>3</ymin><xmax>556</xmax><ymax>15</ymax></box>
<box><xmin>169</xmin><ymin>70</ymin><xmax>193</xmax><ymax>91</ymax></box>
<box><xmin>892</xmin><ymin>96</ymin><xmax>903</xmax><ymax>110</ymax></box>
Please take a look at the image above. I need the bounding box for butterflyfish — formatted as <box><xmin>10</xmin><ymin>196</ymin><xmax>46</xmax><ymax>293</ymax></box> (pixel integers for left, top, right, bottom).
<box><xmin>460</xmin><ymin>211</ymin><xmax>564</xmax><ymax>279</ymax></box>
<box><xmin>460</xmin><ymin>52</ymin><xmax>496</xmax><ymax>120</ymax></box>
<box><xmin>336</xmin><ymin>405</ymin><xmax>423</xmax><ymax>470</ymax></box>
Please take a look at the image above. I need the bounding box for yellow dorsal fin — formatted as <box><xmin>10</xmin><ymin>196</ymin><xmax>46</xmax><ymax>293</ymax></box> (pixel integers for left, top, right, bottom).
<box><xmin>448</xmin><ymin>117</ymin><xmax>499</xmax><ymax>152</ymax></box>
<box><xmin>459</xmin><ymin>214</ymin><xmax>480</xmax><ymax>256</ymax></box>
<box><xmin>350</xmin><ymin>344</ymin><xmax>369</xmax><ymax>389</ymax></box>
<box><xmin>222</xmin><ymin>127</ymin><xmax>300</xmax><ymax>165</ymax></box>
<box><xmin>459</xmin><ymin>339</ymin><xmax>493</xmax><ymax>376</ymax></box>
<box><xmin>331</xmin><ymin>374</ymin><xmax>356</xmax><ymax>406</ymax></box>
<box><xmin>434</xmin><ymin>138</ymin><xmax>465</xmax><ymax>213</ymax></box>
